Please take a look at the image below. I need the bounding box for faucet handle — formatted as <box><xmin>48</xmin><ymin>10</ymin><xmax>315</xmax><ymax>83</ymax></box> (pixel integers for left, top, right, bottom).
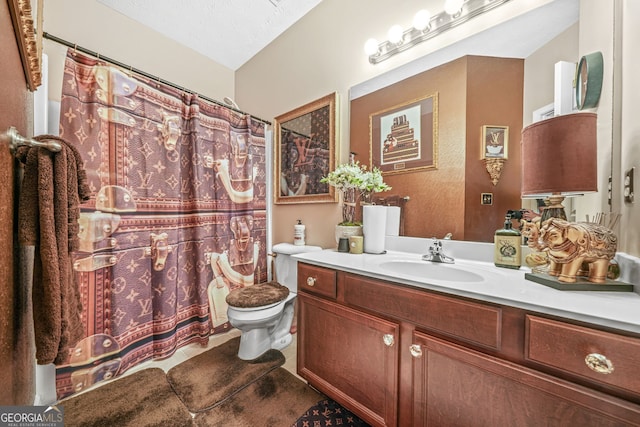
<box><xmin>429</xmin><ymin>239</ymin><xmax>442</xmax><ymax>254</ymax></box>
<box><xmin>423</xmin><ymin>238</ymin><xmax>455</xmax><ymax>263</ymax></box>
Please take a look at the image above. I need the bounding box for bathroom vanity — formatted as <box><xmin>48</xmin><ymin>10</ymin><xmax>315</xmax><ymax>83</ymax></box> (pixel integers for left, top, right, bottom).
<box><xmin>294</xmin><ymin>243</ymin><xmax>640</xmax><ymax>426</ymax></box>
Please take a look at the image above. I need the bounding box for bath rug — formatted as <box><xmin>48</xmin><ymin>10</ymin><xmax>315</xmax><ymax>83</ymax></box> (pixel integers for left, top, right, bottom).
<box><xmin>167</xmin><ymin>336</ymin><xmax>285</xmax><ymax>412</ymax></box>
<box><xmin>59</xmin><ymin>367</ymin><xmax>194</xmax><ymax>427</ymax></box>
<box><xmin>293</xmin><ymin>398</ymin><xmax>371</xmax><ymax>427</ymax></box>
<box><xmin>193</xmin><ymin>367</ymin><xmax>324</xmax><ymax>427</ymax></box>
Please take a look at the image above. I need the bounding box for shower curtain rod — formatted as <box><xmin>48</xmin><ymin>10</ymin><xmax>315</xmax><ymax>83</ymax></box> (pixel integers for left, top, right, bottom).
<box><xmin>42</xmin><ymin>32</ymin><xmax>271</xmax><ymax>126</ymax></box>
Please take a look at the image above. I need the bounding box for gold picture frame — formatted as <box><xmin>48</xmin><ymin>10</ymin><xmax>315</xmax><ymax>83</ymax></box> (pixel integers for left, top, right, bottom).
<box><xmin>8</xmin><ymin>0</ymin><xmax>43</xmax><ymax>91</ymax></box>
<box><xmin>274</xmin><ymin>92</ymin><xmax>338</xmax><ymax>204</ymax></box>
<box><xmin>481</xmin><ymin>125</ymin><xmax>509</xmax><ymax>160</ymax></box>
<box><xmin>369</xmin><ymin>93</ymin><xmax>438</xmax><ymax>175</ymax></box>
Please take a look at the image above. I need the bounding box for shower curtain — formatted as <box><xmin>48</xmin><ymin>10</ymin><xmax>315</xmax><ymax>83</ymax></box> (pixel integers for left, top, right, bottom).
<box><xmin>54</xmin><ymin>50</ymin><xmax>267</xmax><ymax>399</ymax></box>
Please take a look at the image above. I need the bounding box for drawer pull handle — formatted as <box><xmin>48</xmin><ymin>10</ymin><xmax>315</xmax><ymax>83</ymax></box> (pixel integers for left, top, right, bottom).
<box><xmin>409</xmin><ymin>344</ymin><xmax>423</xmax><ymax>358</ymax></box>
<box><xmin>585</xmin><ymin>353</ymin><xmax>614</xmax><ymax>374</ymax></box>
<box><xmin>306</xmin><ymin>277</ymin><xmax>316</xmax><ymax>287</ymax></box>
<box><xmin>383</xmin><ymin>334</ymin><xmax>395</xmax><ymax>347</ymax></box>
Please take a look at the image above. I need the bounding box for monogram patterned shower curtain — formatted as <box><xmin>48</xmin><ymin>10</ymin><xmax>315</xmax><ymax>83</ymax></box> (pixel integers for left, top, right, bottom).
<box><xmin>55</xmin><ymin>50</ymin><xmax>267</xmax><ymax>399</ymax></box>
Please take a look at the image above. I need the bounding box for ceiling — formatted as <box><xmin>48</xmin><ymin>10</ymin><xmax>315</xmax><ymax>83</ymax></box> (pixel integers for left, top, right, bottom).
<box><xmin>97</xmin><ymin>0</ymin><xmax>578</xmax><ymax>74</ymax></box>
<box><xmin>97</xmin><ymin>0</ymin><xmax>323</xmax><ymax>70</ymax></box>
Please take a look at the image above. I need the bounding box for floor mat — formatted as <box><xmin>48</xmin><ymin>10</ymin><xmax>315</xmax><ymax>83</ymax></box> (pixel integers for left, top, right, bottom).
<box><xmin>59</xmin><ymin>367</ymin><xmax>194</xmax><ymax>427</ymax></box>
<box><xmin>166</xmin><ymin>336</ymin><xmax>285</xmax><ymax>412</ymax></box>
<box><xmin>293</xmin><ymin>398</ymin><xmax>371</xmax><ymax>426</ymax></box>
<box><xmin>193</xmin><ymin>367</ymin><xmax>324</xmax><ymax>427</ymax></box>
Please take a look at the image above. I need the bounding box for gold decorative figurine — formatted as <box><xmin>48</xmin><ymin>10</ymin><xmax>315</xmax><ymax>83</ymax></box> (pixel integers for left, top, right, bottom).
<box><xmin>522</xmin><ymin>218</ymin><xmax>631</xmax><ymax>291</ymax></box>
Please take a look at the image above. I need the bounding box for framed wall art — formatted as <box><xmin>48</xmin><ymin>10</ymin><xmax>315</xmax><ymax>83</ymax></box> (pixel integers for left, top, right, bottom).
<box><xmin>369</xmin><ymin>93</ymin><xmax>438</xmax><ymax>175</ymax></box>
<box><xmin>481</xmin><ymin>125</ymin><xmax>509</xmax><ymax>160</ymax></box>
<box><xmin>274</xmin><ymin>92</ymin><xmax>338</xmax><ymax>204</ymax></box>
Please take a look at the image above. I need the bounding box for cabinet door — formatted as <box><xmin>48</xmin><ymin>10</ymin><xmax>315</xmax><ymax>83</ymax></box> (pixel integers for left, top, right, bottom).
<box><xmin>411</xmin><ymin>331</ymin><xmax>640</xmax><ymax>426</ymax></box>
<box><xmin>298</xmin><ymin>292</ymin><xmax>399</xmax><ymax>427</ymax></box>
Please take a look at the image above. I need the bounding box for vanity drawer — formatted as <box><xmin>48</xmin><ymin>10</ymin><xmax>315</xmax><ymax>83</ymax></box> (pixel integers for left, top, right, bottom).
<box><xmin>526</xmin><ymin>315</ymin><xmax>640</xmax><ymax>396</ymax></box>
<box><xmin>343</xmin><ymin>273</ymin><xmax>502</xmax><ymax>350</ymax></box>
<box><xmin>298</xmin><ymin>263</ymin><xmax>337</xmax><ymax>299</ymax></box>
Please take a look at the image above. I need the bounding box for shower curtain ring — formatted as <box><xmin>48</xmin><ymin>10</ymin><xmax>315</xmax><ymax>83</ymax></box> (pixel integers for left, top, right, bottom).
<box><xmin>73</xmin><ymin>44</ymin><xmax>77</xmax><ymax>55</ymax></box>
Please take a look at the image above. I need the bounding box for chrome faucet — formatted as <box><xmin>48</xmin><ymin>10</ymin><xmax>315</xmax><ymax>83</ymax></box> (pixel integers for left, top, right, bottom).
<box><xmin>422</xmin><ymin>239</ymin><xmax>455</xmax><ymax>264</ymax></box>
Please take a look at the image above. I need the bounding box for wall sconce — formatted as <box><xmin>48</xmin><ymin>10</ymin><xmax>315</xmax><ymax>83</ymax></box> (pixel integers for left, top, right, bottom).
<box><xmin>365</xmin><ymin>0</ymin><xmax>512</xmax><ymax>64</ymax></box>
<box><xmin>521</xmin><ymin>112</ymin><xmax>598</xmax><ymax>220</ymax></box>
<box><xmin>484</xmin><ymin>158</ymin><xmax>505</xmax><ymax>186</ymax></box>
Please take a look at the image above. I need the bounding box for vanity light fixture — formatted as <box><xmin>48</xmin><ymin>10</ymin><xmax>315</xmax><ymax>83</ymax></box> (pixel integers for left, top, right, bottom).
<box><xmin>444</xmin><ymin>0</ymin><xmax>464</xmax><ymax>16</ymax></box>
<box><xmin>365</xmin><ymin>0</ymin><xmax>512</xmax><ymax>64</ymax></box>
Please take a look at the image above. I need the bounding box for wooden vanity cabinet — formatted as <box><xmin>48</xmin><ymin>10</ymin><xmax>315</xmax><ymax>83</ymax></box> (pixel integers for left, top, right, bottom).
<box><xmin>297</xmin><ymin>292</ymin><xmax>399</xmax><ymax>426</ymax></box>
<box><xmin>297</xmin><ymin>263</ymin><xmax>399</xmax><ymax>426</ymax></box>
<box><xmin>296</xmin><ymin>262</ymin><xmax>640</xmax><ymax>427</ymax></box>
<box><xmin>412</xmin><ymin>332</ymin><xmax>640</xmax><ymax>426</ymax></box>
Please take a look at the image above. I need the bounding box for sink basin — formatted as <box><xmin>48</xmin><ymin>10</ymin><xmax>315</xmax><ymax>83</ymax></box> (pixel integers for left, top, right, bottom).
<box><xmin>378</xmin><ymin>260</ymin><xmax>485</xmax><ymax>283</ymax></box>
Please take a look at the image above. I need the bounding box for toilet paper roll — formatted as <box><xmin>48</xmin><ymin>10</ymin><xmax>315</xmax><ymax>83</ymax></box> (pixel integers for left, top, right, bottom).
<box><xmin>363</xmin><ymin>205</ymin><xmax>387</xmax><ymax>254</ymax></box>
<box><xmin>385</xmin><ymin>206</ymin><xmax>401</xmax><ymax>236</ymax></box>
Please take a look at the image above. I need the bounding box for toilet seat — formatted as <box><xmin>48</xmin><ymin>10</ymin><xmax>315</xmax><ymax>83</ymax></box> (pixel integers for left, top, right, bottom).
<box><xmin>228</xmin><ymin>300</ymin><xmax>282</xmax><ymax>312</ymax></box>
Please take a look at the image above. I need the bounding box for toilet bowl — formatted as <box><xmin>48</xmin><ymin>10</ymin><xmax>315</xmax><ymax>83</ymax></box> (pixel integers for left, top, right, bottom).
<box><xmin>226</xmin><ymin>243</ymin><xmax>322</xmax><ymax>360</ymax></box>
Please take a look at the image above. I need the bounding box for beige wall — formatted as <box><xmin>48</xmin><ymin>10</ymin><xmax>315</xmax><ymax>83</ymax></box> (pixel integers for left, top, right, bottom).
<box><xmin>523</xmin><ymin>23</ymin><xmax>579</xmax><ymax>126</ymax></box>
<box><xmin>42</xmin><ymin>0</ymin><xmax>235</xmax><ymax>103</ymax></box>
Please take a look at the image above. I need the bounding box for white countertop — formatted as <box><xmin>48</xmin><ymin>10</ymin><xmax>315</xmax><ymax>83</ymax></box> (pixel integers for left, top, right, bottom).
<box><xmin>293</xmin><ymin>242</ymin><xmax>640</xmax><ymax>334</ymax></box>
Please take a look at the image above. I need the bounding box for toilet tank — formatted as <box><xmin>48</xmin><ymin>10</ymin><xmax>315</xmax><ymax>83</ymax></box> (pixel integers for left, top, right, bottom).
<box><xmin>272</xmin><ymin>243</ymin><xmax>322</xmax><ymax>292</ymax></box>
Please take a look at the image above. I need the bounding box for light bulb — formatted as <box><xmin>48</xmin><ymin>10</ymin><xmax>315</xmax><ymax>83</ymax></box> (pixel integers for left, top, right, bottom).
<box><xmin>413</xmin><ymin>9</ymin><xmax>431</xmax><ymax>31</ymax></box>
<box><xmin>364</xmin><ymin>38</ymin><xmax>380</xmax><ymax>56</ymax></box>
<box><xmin>387</xmin><ymin>25</ymin><xmax>404</xmax><ymax>44</ymax></box>
<box><xmin>444</xmin><ymin>0</ymin><xmax>464</xmax><ymax>16</ymax></box>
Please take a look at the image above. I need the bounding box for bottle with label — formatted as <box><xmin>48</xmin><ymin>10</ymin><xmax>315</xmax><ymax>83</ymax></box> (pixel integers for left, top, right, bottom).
<box><xmin>494</xmin><ymin>215</ymin><xmax>521</xmax><ymax>269</ymax></box>
<box><xmin>294</xmin><ymin>219</ymin><xmax>305</xmax><ymax>246</ymax></box>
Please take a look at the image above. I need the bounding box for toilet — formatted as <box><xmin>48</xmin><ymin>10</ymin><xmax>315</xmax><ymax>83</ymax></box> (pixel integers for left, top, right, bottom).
<box><xmin>226</xmin><ymin>243</ymin><xmax>322</xmax><ymax>360</ymax></box>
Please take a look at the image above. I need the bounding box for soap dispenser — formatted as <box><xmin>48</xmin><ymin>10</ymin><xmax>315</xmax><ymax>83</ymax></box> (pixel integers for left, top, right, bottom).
<box><xmin>494</xmin><ymin>214</ymin><xmax>521</xmax><ymax>269</ymax></box>
<box><xmin>294</xmin><ymin>220</ymin><xmax>305</xmax><ymax>246</ymax></box>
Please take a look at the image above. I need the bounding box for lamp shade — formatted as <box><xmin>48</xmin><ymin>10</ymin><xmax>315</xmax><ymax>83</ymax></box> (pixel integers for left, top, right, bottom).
<box><xmin>521</xmin><ymin>112</ymin><xmax>598</xmax><ymax>198</ymax></box>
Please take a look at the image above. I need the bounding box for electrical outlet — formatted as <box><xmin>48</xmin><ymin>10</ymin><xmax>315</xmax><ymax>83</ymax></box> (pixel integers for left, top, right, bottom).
<box><xmin>481</xmin><ymin>193</ymin><xmax>493</xmax><ymax>205</ymax></box>
<box><xmin>624</xmin><ymin>167</ymin><xmax>634</xmax><ymax>203</ymax></box>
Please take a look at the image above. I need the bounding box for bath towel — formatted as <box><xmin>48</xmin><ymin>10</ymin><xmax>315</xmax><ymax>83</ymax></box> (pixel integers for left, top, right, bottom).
<box><xmin>15</xmin><ymin>135</ymin><xmax>90</xmax><ymax>365</ymax></box>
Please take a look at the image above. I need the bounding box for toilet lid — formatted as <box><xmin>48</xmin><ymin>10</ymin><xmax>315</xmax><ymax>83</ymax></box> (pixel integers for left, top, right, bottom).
<box><xmin>225</xmin><ymin>281</ymin><xmax>290</xmax><ymax>309</ymax></box>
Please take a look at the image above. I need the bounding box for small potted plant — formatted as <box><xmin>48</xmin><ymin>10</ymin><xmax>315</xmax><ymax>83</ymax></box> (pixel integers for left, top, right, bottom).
<box><xmin>321</xmin><ymin>161</ymin><xmax>391</xmax><ymax>242</ymax></box>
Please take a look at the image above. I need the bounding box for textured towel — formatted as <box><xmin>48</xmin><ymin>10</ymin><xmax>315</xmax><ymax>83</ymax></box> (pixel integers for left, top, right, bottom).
<box><xmin>14</xmin><ymin>135</ymin><xmax>90</xmax><ymax>365</ymax></box>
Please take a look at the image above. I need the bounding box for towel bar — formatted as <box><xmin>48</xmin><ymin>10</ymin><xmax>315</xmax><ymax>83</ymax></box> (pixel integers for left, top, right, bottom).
<box><xmin>1</xmin><ymin>127</ymin><xmax>62</xmax><ymax>152</ymax></box>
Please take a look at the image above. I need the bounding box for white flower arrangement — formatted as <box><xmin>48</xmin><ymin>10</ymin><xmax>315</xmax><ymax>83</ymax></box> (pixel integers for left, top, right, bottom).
<box><xmin>321</xmin><ymin>161</ymin><xmax>391</xmax><ymax>225</ymax></box>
